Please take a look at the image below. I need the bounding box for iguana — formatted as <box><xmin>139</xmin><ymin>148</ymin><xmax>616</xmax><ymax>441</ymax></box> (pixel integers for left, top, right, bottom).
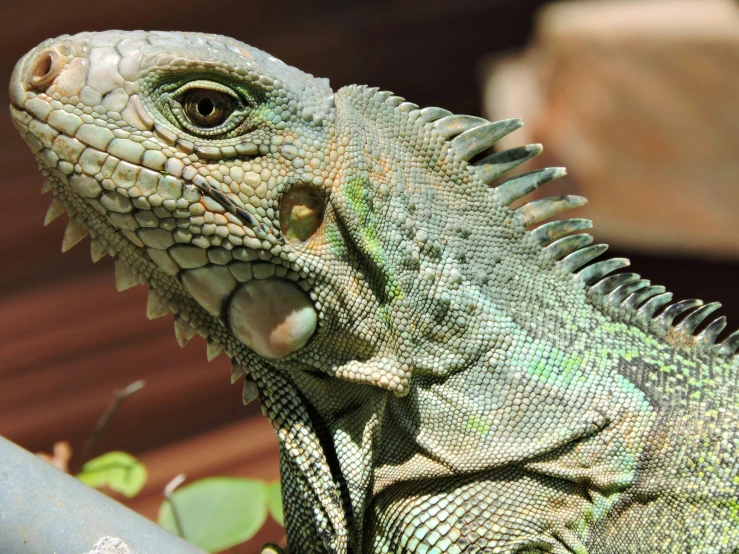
<box><xmin>9</xmin><ymin>31</ymin><xmax>739</xmax><ymax>554</ymax></box>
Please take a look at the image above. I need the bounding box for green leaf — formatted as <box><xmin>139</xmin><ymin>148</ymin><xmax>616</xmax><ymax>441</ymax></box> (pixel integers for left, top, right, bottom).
<box><xmin>76</xmin><ymin>451</ymin><xmax>147</xmax><ymax>498</ymax></box>
<box><xmin>265</xmin><ymin>481</ymin><xmax>283</xmax><ymax>526</ymax></box>
<box><xmin>158</xmin><ymin>477</ymin><xmax>268</xmax><ymax>553</ymax></box>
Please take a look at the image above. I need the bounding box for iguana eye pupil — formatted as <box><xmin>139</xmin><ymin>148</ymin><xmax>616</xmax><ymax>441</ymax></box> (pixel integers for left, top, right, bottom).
<box><xmin>197</xmin><ymin>97</ymin><xmax>214</xmax><ymax>116</ymax></box>
<box><xmin>182</xmin><ymin>89</ymin><xmax>233</xmax><ymax>128</ymax></box>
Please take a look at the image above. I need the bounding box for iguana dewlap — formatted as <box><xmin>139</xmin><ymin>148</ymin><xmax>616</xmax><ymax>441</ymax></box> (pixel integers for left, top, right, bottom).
<box><xmin>9</xmin><ymin>31</ymin><xmax>739</xmax><ymax>554</ymax></box>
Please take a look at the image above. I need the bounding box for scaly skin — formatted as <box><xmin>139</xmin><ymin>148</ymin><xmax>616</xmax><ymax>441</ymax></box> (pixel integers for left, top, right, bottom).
<box><xmin>10</xmin><ymin>31</ymin><xmax>739</xmax><ymax>553</ymax></box>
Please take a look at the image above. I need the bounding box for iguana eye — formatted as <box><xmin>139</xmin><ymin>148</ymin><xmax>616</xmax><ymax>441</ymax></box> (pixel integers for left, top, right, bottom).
<box><xmin>182</xmin><ymin>89</ymin><xmax>234</xmax><ymax>128</ymax></box>
<box><xmin>165</xmin><ymin>80</ymin><xmax>248</xmax><ymax>136</ymax></box>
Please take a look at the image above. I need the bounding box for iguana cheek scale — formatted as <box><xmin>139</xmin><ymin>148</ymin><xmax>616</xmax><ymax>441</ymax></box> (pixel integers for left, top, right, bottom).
<box><xmin>227</xmin><ymin>279</ymin><xmax>317</xmax><ymax>359</ymax></box>
<box><xmin>9</xmin><ymin>31</ymin><xmax>739</xmax><ymax>553</ymax></box>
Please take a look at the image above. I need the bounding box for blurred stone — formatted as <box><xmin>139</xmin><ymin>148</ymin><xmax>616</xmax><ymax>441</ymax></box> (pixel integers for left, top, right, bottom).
<box><xmin>481</xmin><ymin>0</ymin><xmax>739</xmax><ymax>258</ymax></box>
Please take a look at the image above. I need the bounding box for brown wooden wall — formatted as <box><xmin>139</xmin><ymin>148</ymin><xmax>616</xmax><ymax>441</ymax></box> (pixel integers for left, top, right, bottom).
<box><xmin>1</xmin><ymin>1</ymin><xmax>737</xmax><ymax>552</ymax></box>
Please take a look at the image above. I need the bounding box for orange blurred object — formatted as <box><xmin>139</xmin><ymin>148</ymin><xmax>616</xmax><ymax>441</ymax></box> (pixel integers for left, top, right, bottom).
<box><xmin>482</xmin><ymin>0</ymin><xmax>739</xmax><ymax>258</ymax></box>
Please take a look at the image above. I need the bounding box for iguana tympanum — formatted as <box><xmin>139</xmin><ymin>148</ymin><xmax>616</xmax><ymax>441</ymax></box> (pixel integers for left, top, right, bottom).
<box><xmin>9</xmin><ymin>31</ymin><xmax>739</xmax><ymax>554</ymax></box>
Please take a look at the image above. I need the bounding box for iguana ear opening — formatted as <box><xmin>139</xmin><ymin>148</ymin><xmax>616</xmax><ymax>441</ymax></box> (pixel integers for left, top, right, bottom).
<box><xmin>279</xmin><ymin>185</ymin><xmax>326</xmax><ymax>243</ymax></box>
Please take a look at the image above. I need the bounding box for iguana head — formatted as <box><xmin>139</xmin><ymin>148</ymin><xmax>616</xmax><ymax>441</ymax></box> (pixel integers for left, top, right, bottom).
<box><xmin>9</xmin><ymin>31</ymin><xmax>351</xmax><ymax>368</ymax></box>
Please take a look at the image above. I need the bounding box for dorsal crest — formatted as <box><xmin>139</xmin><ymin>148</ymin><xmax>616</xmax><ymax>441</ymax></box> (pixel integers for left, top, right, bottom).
<box><xmin>411</xmin><ymin>103</ymin><xmax>739</xmax><ymax>359</ymax></box>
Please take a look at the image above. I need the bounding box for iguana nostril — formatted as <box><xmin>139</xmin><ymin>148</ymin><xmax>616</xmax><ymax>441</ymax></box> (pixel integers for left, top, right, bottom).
<box><xmin>26</xmin><ymin>50</ymin><xmax>62</xmax><ymax>90</ymax></box>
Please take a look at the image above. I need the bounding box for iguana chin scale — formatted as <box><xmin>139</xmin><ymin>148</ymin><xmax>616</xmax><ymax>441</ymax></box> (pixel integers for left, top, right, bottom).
<box><xmin>9</xmin><ymin>30</ymin><xmax>739</xmax><ymax>553</ymax></box>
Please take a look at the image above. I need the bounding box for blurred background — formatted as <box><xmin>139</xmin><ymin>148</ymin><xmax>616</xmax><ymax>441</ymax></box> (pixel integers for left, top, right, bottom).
<box><xmin>1</xmin><ymin>0</ymin><xmax>737</xmax><ymax>551</ymax></box>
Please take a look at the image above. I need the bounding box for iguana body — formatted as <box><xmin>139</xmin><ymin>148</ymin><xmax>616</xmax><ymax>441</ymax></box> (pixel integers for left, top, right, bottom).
<box><xmin>9</xmin><ymin>31</ymin><xmax>739</xmax><ymax>553</ymax></box>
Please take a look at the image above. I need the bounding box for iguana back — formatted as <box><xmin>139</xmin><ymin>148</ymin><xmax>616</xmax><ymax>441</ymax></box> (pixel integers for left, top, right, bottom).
<box><xmin>9</xmin><ymin>30</ymin><xmax>739</xmax><ymax>553</ymax></box>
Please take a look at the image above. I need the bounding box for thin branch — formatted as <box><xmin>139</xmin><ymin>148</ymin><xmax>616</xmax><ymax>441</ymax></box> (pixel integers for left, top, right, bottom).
<box><xmin>164</xmin><ymin>473</ymin><xmax>187</xmax><ymax>539</ymax></box>
<box><xmin>78</xmin><ymin>380</ymin><xmax>145</xmax><ymax>467</ymax></box>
